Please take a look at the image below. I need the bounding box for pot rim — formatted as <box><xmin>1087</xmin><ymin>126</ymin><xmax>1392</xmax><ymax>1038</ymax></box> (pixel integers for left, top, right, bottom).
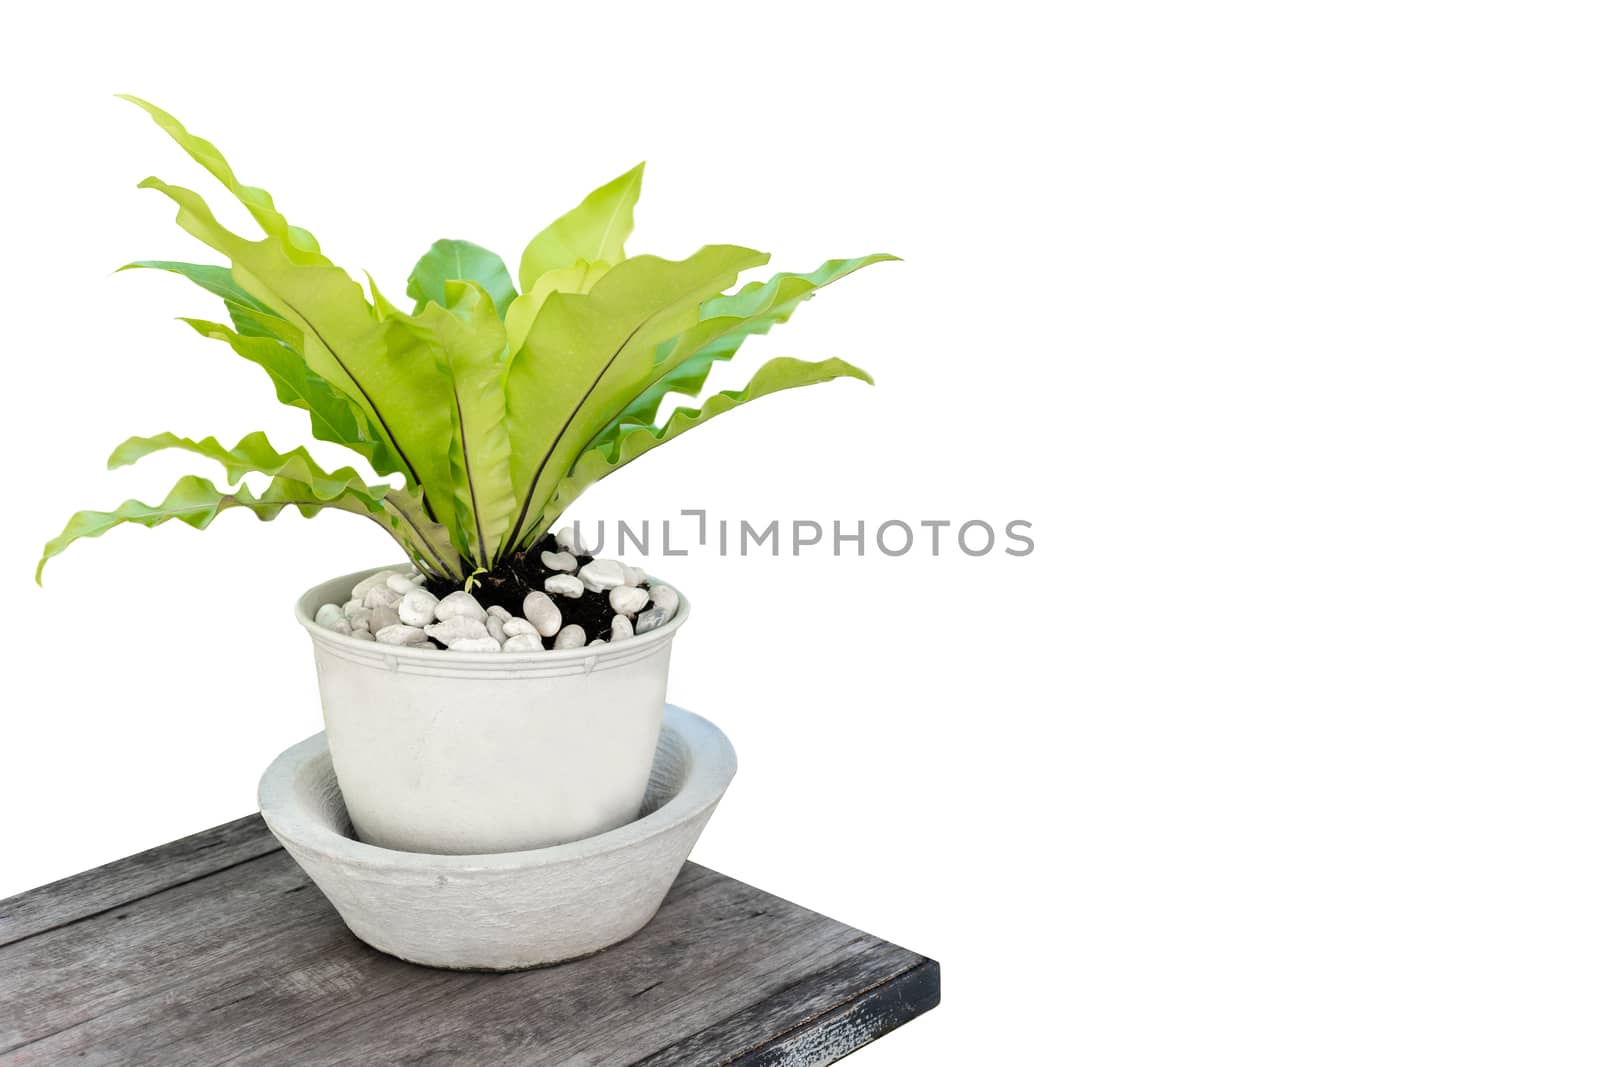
<box><xmin>258</xmin><ymin>704</ymin><xmax>736</xmax><ymax>871</ymax></box>
<box><xmin>295</xmin><ymin>563</ymin><xmax>689</xmax><ymax>664</ymax></box>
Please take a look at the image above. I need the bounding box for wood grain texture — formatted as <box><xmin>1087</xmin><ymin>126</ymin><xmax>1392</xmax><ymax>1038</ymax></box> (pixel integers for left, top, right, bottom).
<box><xmin>0</xmin><ymin>817</ymin><xmax>937</xmax><ymax>1065</ymax></box>
<box><xmin>0</xmin><ymin>816</ymin><xmax>279</xmax><ymax>948</ymax></box>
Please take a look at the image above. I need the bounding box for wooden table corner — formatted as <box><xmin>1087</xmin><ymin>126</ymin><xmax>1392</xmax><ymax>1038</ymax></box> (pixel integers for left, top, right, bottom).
<box><xmin>0</xmin><ymin>815</ymin><xmax>939</xmax><ymax>1065</ymax></box>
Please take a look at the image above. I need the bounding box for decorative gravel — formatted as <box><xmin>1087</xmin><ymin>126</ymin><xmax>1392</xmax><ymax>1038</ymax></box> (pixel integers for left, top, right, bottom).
<box><xmin>312</xmin><ymin>526</ymin><xmax>679</xmax><ymax>652</ymax></box>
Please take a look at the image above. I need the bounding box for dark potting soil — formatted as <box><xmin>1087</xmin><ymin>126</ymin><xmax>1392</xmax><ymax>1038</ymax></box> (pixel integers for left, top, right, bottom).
<box><xmin>420</xmin><ymin>532</ymin><xmax>633</xmax><ymax>649</ymax></box>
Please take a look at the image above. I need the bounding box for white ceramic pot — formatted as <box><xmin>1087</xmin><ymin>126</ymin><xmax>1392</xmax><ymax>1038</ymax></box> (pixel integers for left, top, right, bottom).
<box><xmin>258</xmin><ymin>706</ymin><xmax>737</xmax><ymax>971</ymax></box>
<box><xmin>294</xmin><ymin>565</ymin><xmax>689</xmax><ymax>855</ymax></box>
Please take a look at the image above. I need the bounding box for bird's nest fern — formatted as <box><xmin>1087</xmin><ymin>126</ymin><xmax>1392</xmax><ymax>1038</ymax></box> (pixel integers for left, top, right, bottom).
<box><xmin>37</xmin><ymin>96</ymin><xmax>894</xmax><ymax>583</ymax></box>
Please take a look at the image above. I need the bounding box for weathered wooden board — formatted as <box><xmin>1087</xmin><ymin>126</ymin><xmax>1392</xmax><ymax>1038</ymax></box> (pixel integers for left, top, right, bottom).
<box><xmin>0</xmin><ymin>816</ymin><xmax>938</xmax><ymax>1065</ymax></box>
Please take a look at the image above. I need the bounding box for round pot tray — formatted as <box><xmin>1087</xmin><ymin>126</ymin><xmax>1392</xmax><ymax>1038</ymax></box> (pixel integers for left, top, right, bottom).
<box><xmin>258</xmin><ymin>704</ymin><xmax>737</xmax><ymax>971</ymax></box>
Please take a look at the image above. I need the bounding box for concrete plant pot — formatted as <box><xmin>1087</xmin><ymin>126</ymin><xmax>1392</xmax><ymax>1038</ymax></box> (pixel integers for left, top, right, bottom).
<box><xmin>258</xmin><ymin>705</ymin><xmax>737</xmax><ymax>970</ymax></box>
<box><xmin>295</xmin><ymin>565</ymin><xmax>690</xmax><ymax>855</ymax></box>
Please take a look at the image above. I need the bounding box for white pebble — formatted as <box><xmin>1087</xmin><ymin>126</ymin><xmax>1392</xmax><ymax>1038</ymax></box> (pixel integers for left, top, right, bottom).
<box><xmin>345</xmin><ymin>604</ymin><xmax>373</xmax><ymax>625</ymax></box>
<box><xmin>649</xmin><ymin>584</ymin><xmax>680</xmax><ymax>617</ymax></box>
<box><xmin>610</xmin><ymin>614</ymin><xmax>634</xmax><ymax>640</ymax></box>
<box><xmin>544</xmin><ymin>574</ymin><xmax>585</xmax><ymax>599</ymax></box>
<box><xmin>503</xmin><ymin>633</ymin><xmax>544</xmax><ymax>652</ymax></box>
<box><xmin>554</xmin><ymin>525</ymin><xmax>594</xmax><ymax>555</ymax></box>
<box><xmin>342</xmin><ymin>598</ymin><xmax>362</xmax><ymax>615</ymax></box>
<box><xmin>609</xmin><ymin>586</ymin><xmax>648</xmax><ymax>614</ymax></box>
<box><xmin>375</xmin><ymin>624</ymin><xmax>427</xmax><ymax>646</ymax></box>
<box><xmin>589</xmin><ymin>638</ymin><xmax>607</xmax><ymax>646</ymax></box>
<box><xmin>327</xmin><ymin>617</ymin><xmax>353</xmax><ymax>635</ymax></box>
<box><xmin>350</xmin><ymin>616</ymin><xmax>371</xmax><ymax>633</ymax></box>
<box><xmin>425</xmin><ymin>616</ymin><xmax>489</xmax><ymax>644</ymax></box>
<box><xmin>486</xmin><ymin>604</ymin><xmax>513</xmax><ymax>622</ymax></box>
<box><xmin>635</xmin><ymin>607</ymin><xmax>669</xmax><ymax>634</ymax></box>
<box><xmin>577</xmin><ymin>559</ymin><xmax>629</xmax><ymax>591</ymax></box>
<box><xmin>351</xmin><ymin>629</ymin><xmax>375</xmax><ymax>641</ymax></box>
<box><xmin>363</xmin><ymin>586</ymin><xmax>401</xmax><ymax>610</ymax></box>
<box><xmin>503</xmin><ymin>617</ymin><xmax>537</xmax><ymax>637</ymax></box>
<box><xmin>448</xmin><ymin>637</ymin><xmax>502</xmax><ymax>653</ymax></box>
<box><xmin>369</xmin><ymin>604</ymin><xmax>402</xmax><ymax>633</ymax></box>
<box><xmin>385</xmin><ymin>573</ymin><xmax>421</xmax><ymax>596</ymax></box>
<box><xmin>625</xmin><ymin>565</ymin><xmax>650</xmax><ymax>587</ymax></box>
<box><xmin>435</xmin><ymin>590</ymin><xmax>488</xmax><ymax>622</ymax></box>
<box><xmin>554</xmin><ymin>624</ymin><xmax>587</xmax><ymax>649</ymax></box>
<box><xmin>486</xmin><ymin>615</ymin><xmax>506</xmax><ymax>642</ymax></box>
<box><xmin>397</xmin><ymin>588</ymin><xmax>439</xmax><ymax>627</ymax></box>
<box><xmin>351</xmin><ymin>570</ymin><xmax>401</xmax><ymax>598</ymax></box>
<box><xmin>541</xmin><ymin>550</ymin><xmax>579</xmax><ymax>572</ymax></box>
<box><xmin>314</xmin><ymin>603</ymin><xmax>343</xmax><ymax>628</ymax></box>
<box><xmin>522</xmin><ymin>591</ymin><xmax>563</xmax><ymax>636</ymax></box>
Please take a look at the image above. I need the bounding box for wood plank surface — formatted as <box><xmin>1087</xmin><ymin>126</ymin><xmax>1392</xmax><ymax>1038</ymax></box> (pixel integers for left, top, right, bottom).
<box><xmin>0</xmin><ymin>816</ymin><xmax>279</xmax><ymax>948</ymax></box>
<box><xmin>0</xmin><ymin>816</ymin><xmax>937</xmax><ymax>1065</ymax></box>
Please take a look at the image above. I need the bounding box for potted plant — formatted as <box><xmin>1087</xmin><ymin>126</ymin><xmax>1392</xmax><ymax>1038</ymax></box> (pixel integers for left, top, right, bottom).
<box><xmin>38</xmin><ymin>97</ymin><xmax>893</xmax><ymax>856</ymax></box>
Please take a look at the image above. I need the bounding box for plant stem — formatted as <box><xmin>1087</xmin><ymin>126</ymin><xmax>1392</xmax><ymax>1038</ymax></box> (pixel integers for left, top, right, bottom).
<box><xmin>383</xmin><ymin>498</ymin><xmax>460</xmax><ymax>581</ymax></box>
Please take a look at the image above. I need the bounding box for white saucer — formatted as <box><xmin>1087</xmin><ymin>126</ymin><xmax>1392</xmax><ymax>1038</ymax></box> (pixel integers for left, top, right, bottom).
<box><xmin>257</xmin><ymin>705</ymin><xmax>737</xmax><ymax>971</ymax></box>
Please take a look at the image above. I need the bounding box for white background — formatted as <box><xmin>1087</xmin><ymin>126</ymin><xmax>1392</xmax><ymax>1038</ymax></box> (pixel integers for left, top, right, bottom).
<box><xmin>4</xmin><ymin>2</ymin><xmax>1598</xmax><ymax>1063</ymax></box>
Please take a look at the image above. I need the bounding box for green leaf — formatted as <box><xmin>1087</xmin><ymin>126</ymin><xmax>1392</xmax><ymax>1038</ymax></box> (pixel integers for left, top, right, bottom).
<box><xmin>178</xmin><ymin>318</ymin><xmax>404</xmax><ymax>477</ymax></box>
<box><xmin>118</xmin><ymin>260</ymin><xmax>269</xmax><ymax>311</ymax></box>
<box><xmin>533</xmin><ymin>357</ymin><xmax>873</xmax><ymax>537</ymax></box>
<box><xmin>504</xmin><ymin>258</ymin><xmax>611</xmax><ymax>355</ymax></box>
<box><xmin>95</xmin><ymin>430</ymin><xmax>466</xmax><ymax>580</ymax></box>
<box><xmin>406</xmin><ymin>239</ymin><xmax>517</xmax><ymax>318</ymax></box>
<box><xmin>37</xmin><ymin>473</ymin><xmax>384</xmax><ymax>584</ymax></box>
<box><xmin>412</xmin><ymin>282</ymin><xmax>517</xmax><ymax>562</ymax></box>
<box><xmin>119</xmin><ymin>260</ymin><xmax>290</xmax><ymax>340</ymax></box>
<box><xmin>517</xmin><ymin>162</ymin><xmax>643</xmax><ymax>292</ymax></box>
<box><xmin>381</xmin><ymin>483</ymin><xmax>467</xmax><ymax>581</ymax></box>
<box><xmin>107</xmin><ymin>430</ymin><xmax>388</xmax><ymax>507</ymax></box>
<box><xmin>600</xmin><ymin>253</ymin><xmax>897</xmax><ymax>447</ymax></box>
<box><xmin>118</xmin><ymin>95</ymin><xmax>321</xmax><ymax>254</ymax></box>
<box><xmin>505</xmin><ymin>163</ymin><xmax>645</xmax><ymax>353</ymax></box>
<box><xmin>136</xmin><ymin>177</ymin><xmax>457</xmax><ymax>520</ymax></box>
<box><xmin>502</xmin><ymin>244</ymin><xmax>769</xmax><ymax>554</ymax></box>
